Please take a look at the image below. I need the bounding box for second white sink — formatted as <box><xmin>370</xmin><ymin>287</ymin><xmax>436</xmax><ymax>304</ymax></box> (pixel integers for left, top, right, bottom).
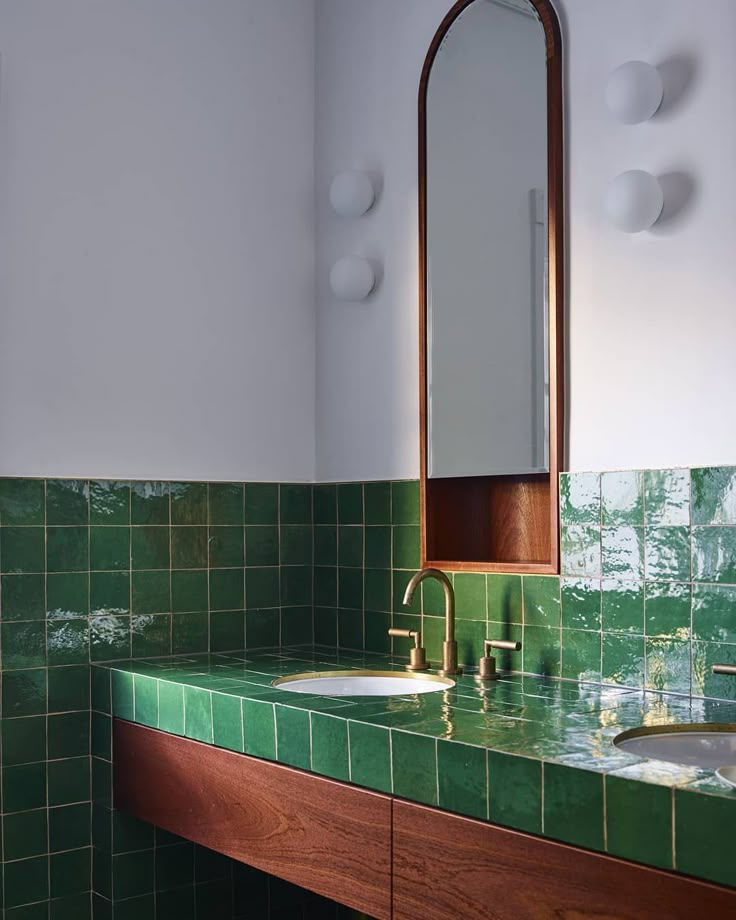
<box><xmin>272</xmin><ymin>670</ymin><xmax>455</xmax><ymax>697</ymax></box>
<box><xmin>615</xmin><ymin>724</ymin><xmax>736</xmax><ymax>769</ymax></box>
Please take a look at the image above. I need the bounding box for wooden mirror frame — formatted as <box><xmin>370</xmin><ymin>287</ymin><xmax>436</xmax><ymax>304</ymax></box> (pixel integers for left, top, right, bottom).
<box><xmin>419</xmin><ymin>0</ymin><xmax>564</xmax><ymax>574</ymax></box>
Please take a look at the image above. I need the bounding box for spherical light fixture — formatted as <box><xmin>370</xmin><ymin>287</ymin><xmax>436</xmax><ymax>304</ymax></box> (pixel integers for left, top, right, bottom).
<box><xmin>329</xmin><ymin>256</ymin><xmax>376</xmax><ymax>301</ymax></box>
<box><xmin>605</xmin><ymin>61</ymin><xmax>663</xmax><ymax>124</ymax></box>
<box><xmin>605</xmin><ymin>170</ymin><xmax>664</xmax><ymax>233</ymax></box>
<box><xmin>329</xmin><ymin>171</ymin><xmax>375</xmax><ymax>218</ymax></box>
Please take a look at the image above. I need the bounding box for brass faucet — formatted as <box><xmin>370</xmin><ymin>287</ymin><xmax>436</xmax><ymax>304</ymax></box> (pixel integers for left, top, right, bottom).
<box><xmin>403</xmin><ymin>568</ymin><xmax>462</xmax><ymax>677</ymax></box>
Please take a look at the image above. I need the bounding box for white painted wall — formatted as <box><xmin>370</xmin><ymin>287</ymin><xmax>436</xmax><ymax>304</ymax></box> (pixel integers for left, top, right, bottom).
<box><xmin>315</xmin><ymin>0</ymin><xmax>736</xmax><ymax>479</ymax></box>
<box><xmin>0</xmin><ymin>0</ymin><xmax>316</xmax><ymax>482</ymax></box>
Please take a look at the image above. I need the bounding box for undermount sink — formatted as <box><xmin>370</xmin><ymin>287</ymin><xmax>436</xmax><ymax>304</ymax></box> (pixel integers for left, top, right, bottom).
<box><xmin>614</xmin><ymin>724</ymin><xmax>736</xmax><ymax>769</ymax></box>
<box><xmin>272</xmin><ymin>670</ymin><xmax>455</xmax><ymax>697</ymax></box>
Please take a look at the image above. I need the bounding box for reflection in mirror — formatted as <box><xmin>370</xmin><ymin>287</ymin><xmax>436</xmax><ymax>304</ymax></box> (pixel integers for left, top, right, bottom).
<box><xmin>426</xmin><ymin>0</ymin><xmax>548</xmax><ymax>479</ymax></box>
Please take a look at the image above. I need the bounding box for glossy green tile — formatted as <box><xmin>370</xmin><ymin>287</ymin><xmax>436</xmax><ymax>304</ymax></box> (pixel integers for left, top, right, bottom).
<box><xmin>90</xmin><ymin>613</ymin><xmax>131</xmax><ymax>662</ymax></box>
<box><xmin>208</xmin><ymin>525</ymin><xmax>245</xmax><ymax>568</ymax></box>
<box><xmin>48</xmin><ymin>711</ymin><xmax>89</xmax><ymax>759</ymax></box>
<box><xmin>561</xmin><ymin>578</ymin><xmax>601</xmax><ymax>630</ymax></box>
<box><xmin>487</xmin><ymin>574</ymin><xmax>522</xmax><ymax>625</ymax></box>
<box><xmin>243</xmin><ymin>699</ymin><xmax>276</xmax><ymax>760</ymax></box>
<box><xmin>310</xmin><ymin>713</ymin><xmax>349</xmax><ymax>781</ymax></box>
<box><xmin>132</xmin><ymin>570</ymin><xmax>170</xmax><ymax>615</ymax></box>
<box><xmin>130</xmin><ymin>482</ymin><xmax>170</xmax><ymax>525</ymax></box>
<box><xmin>4</xmin><ymin>854</ymin><xmax>49</xmax><ymax>908</ymax></box>
<box><xmin>337</xmin><ymin>607</ymin><xmax>363</xmax><ymax>649</ymax></box>
<box><xmin>314</xmin><ymin>525</ymin><xmax>337</xmax><ymax>566</ymax></box>
<box><xmin>48</xmin><ymin>664</ymin><xmax>90</xmax><ymax>713</ymax></box>
<box><xmin>523</xmin><ymin>576</ymin><xmax>560</xmax><ymax>627</ymax></box>
<box><xmin>338</xmin><ymin>525</ymin><xmax>363</xmax><ymax>568</ymax></box>
<box><xmin>691</xmin><ymin>641</ymin><xmax>736</xmax><ymax>698</ymax></box>
<box><xmin>0</xmin><ymin>478</ymin><xmax>45</xmax><ymax>525</ymax></box>
<box><xmin>90</xmin><ymin>571</ymin><xmax>129</xmax><ymax>616</ymax></box>
<box><xmin>281</xmin><ymin>524</ymin><xmax>312</xmax><ymax>566</ymax></box>
<box><xmin>365</xmin><ymin>610</ymin><xmax>392</xmax><ymax>653</ymax></box>
<box><xmin>280</xmin><ymin>484</ymin><xmax>312</xmax><ymax>525</ymax></box>
<box><xmin>90</xmin><ymin>526</ymin><xmax>129</xmax><ymax>571</ymax></box>
<box><xmin>2</xmin><ymin>620</ymin><xmax>46</xmax><ymax>668</ymax></box>
<box><xmin>281</xmin><ymin>606</ymin><xmax>311</xmax><ymax>645</ymax></box>
<box><xmin>275</xmin><ymin>705</ymin><xmax>311</xmax><ymax>769</ymax></box>
<box><xmin>522</xmin><ymin>625</ymin><xmax>561</xmax><ymax>677</ymax></box>
<box><xmin>245</xmin><ymin>525</ymin><xmax>279</xmax><ymax>566</ymax></box>
<box><xmin>347</xmin><ymin>721</ymin><xmax>391</xmax><ymax>793</ymax></box>
<box><xmin>246</xmin><ymin>566</ymin><xmax>280</xmax><ymax>610</ymax></box>
<box><xmin>49</xmin><ymin>802</ymin><xmax>90</xmax><ymax>851</ymax></box>
<box><xmin>110</xmin><ymin>670</ymin><xmax>134</xmax><ymax>719</ymax></box>
<box><xmin>48</xmin><ymin>757</ymin><xmax>90</xmax><ymax>806</ymax></box>
<box><xmin>314</xmin><ymin>607</ymin><xmax>337</xmax><ymax>646</ymax></box>
<box><xmin>601</xmin><ymin>578</ymin><xmax>644</xmax><ymax>634</ymax></box>
<box><xmin>171</xmin><ymin>569</ymin><xmax>208</xmax><ymax>612</ymax></box>
<box><xmin>50</xmin><ymin>848</ymin><xmax>91</xmax><ymax>899</ymax></box>
<box><xmin>3</xmin><ymin>668</ymin><xmax>47</xmax><ymax>715</ymax></box>
<box><xmin>645</xmin><ymin>526</ymin><xmax>690</xmax><ymax>581</ymax></box>
<box><xmin>561</xmin><ymin>525</ymin><xmax>601</xmax><ymax>577</ymax></box>
<box><xmin>90</xmin><ymin>480</ymin><xmax>130</xmax><ymax>525</ymax></box>
<box><xmin>455</xmin><ymin>618</ymin><xmax>487</xmax><ymax>667</ymax></box>
<box><xmin>158</xmin><ymin>680</ymin><xmax>185</xmax><ymax>734</ymax></box>
<box><xmin>131</xmin><ymin>526</ymin><xmax>170</xmax><ymax>570</ymax></box>
<box><xmin>692</xmin><ymin>584</ymin><xmax>736</xmax><ymax>643</ymax></box>
<box><xmin>392</xmin><ymin>526</ymin><xmax>419</xmax><ymax>570</ymax></box>
<box><xmin>172</xmin><ymin>611</ymin><xmax>209</xmax><ymax>653</ymax></box>
<box><xmin>47</xmin><ymin>526</ymin><xmax>90</xmax><ymax>573</ymax></box>
<box><xmin>112</xmin><ymin>849</ymin><xmax>155</xmax><ymax>900</ymax></box>
<box><xmin>281</xmin><ymin>565</ymin><xmax>311</xmax><ymax>606</ymax></box>
<box><xmin>247</xmin><ymin>608</ymin><xmax>280</xmax><ymax>647</ymax></box>
<box><xmin>313</xmin><ymin>484</ymin><xmax>337</xmax><ymax>525</ymax></box>
<box><xmin>209</xmin><ymin>568</ymin><xmax>244</xmax><ymax>610</ymax></box>
<box><xmin>645</xmin><ymin>638</ymin><xmax>691</xmax><ymax>694</ymax></box>
<box><xmin>314</xmin><ymin>565</ymin><xmax>337</xmax><ymax>607</ymax></box>
<box><xmin>602</xmin><ymin>526</ymin><xmax>644</xmax><ymax>579</ymax></box>
<box><xmin>602</xmin><ymin>471</ymin><xmax>643</xmax><ymax>525</ymax></box>
<box><xmin>210</xmin><ymin>609</ymin><xmax>244</xmax><ymax>651</ymax></box>
<box><xmin>692</xmin><ymin>526</ymin><xmax>736</xmax><ymax>583</ymax></box>
<box><xmin>212</xmin><ymin>691</ymin><xmax>244</xmax><ymax>752</ymax></box>
<box><xmin>337</xmin><ymin>483</ymin><xmax>363</xmax><ymax>525</ymax></box>
<box><xmin>155</xmin><ymin>841</ymin><xmax>194</xmax><ymax>891</ymax></box>
<box><xmin>454</xmin><ymin>573</ymin><xmax>486</xmax><ymax>621</ymax></box>
<box><xmin>48</xmin><ymin>572</ymin><xmax>89</xmax><ymax>619</ymax></box>
<box><xmin>1</xmin><ymin>527</ymin><xmax>45</xmax><ymax>573</ymax></box>
<box><xmin>645</xmin><ymin>582</ymin><xmax>690</xmax><ymax>638</ymax></box>
<box><xmin>644</xmin><ymin>469</ymin><xmax>690</xmax><ymax>526</ymax></box>
<box><xmin>391</xmin><ymin>481</ymin><xmax>419</xmax><ymax>525</ymax></box>
<box><xmin>133</xmin><ymin>673</ymin><xmax>159</xmax><ymax>727</ymax></box>
<box><xmin>334</xmin><ymin>568</ymin><xmax>360</xmax><ymax>611</ymax></box>
<box><xmin>488</xmin><ymin>752</ymin><xmax>541</xmax><ymax>834</ymax></box>
<box><xmin>47</xmin><ymin>618</ymin><xmax>89</xmax><ymax>665</ymax></box>
<box><xmin>171</xmin><ymin>526</ymin><xmax>208</xmax><ymax>569</ymax></box>
<box><xmin>437</xmin><ymin>739</ymin><xmax>487</xmax><ymax>820</ymax></box>
<box><xmin>391</xmin><ymin>730</ymin><xmax>437</xmax><ymax>805</ymax></box>
<box><xmin>244</xmin><ymin>483</ymin><xmax>277</xmax><ymax>524</ymax></box>
<box><xmin>559</xmin><ymin>472</ymin><xmax>601</xmax><ymax>526</ymax></box>
<box><xmin>3</xmin><ymin>762</ymin><xmax>47</xmax><ymax>812</ymax></box>
<box><xmin>675</xmin><ymin>788</ymin><xmax>736</xmax><ymax>887</ymax></box>
<box><xmin>4</xmin><ymin>808</ymin><xmax>49</xmax><ymax>859</ymax></box>
<box><xmin>170</xmin><ymin>483</ymin><xmax>208</xmax><ymax>525</ymax></box>
<box><xmin>2</xmin><ymin>573</ymin><xmax>46</xmax><ymax>620</ymax></box>
<box><xmin>184</xmin><ymin>686</ymin><xmax>212</xmax><ymax>743</ymax></box>
<box><xmin>365</xmin><ymin>568</ymin><xmax>391</xmax><ymax>612</ymax></box>
<box><xmin>691</xmin><ymin>467</ymin><xmax>736</xmax><ymax>525</ymax></box>
<box><xmin>364</xmin><ymin>482</ymin><xmax>391</xmax><ymax>525</ymax></box>
<box><xmin>47</xmin><ymin>480</ymin><xmax>89</xmax><ymax>525</ymax></box>
<box><xmin>92</xmin><ymin>710</ymin><xmax>112</xmax><ymax>759</ymax></box>
<box><xmin>543</xmin><ymin>763</ymin><xmax>603</xmax><ymax>851</ymax></box>
<box><xmin>602</xmin><ymin>634</ymin><xmax>644</xmax><ymax>688</ymax></box>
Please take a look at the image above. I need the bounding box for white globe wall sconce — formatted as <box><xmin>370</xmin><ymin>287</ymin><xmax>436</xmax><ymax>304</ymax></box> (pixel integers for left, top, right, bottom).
<box><xmin>605</xmin><ymin>170</ymin><xmax>664</xmax><ymax>233</ymax></box>
<box><xmin>330</xmin><ymin>256</ymin><xmax>376</xmax><ymax>301</ymax></box>
<box><xmin>605</xmin><ymin>61</ymin><xmax>663</xmax><ymax>124</ymax></box>
<box><xmin>329</xmin><ymin>171</ymin><xmax>375</xmax><ymax>217</ymax></box>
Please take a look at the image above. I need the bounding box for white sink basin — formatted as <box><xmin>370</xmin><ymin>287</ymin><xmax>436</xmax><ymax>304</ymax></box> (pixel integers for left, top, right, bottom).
<box><xmin>272</xmin><ymin>670</ymin><xmax>455</xmax><ymax>697</ymax></box>
<box><xmin>615</xmin><ymin>724</ymin><xmax>736</xmax><ymax>769</ymax></box>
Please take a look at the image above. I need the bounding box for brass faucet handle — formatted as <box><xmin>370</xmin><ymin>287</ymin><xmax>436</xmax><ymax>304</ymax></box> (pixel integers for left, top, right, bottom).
<box><xmin>484</xmin><ymin>639</ymin><xmax>522</xmax><ymax>655</ymax></box>
<box><xmin>388</xmin><ymin>627</ymin><xmax>429</xmax><ymax>672</ymax></box>
<box><xmin>477</xmin><ymin>639</ymin><xmax>522</xmax><ymax>681</ymax></box>
<box><xmin>713</xmin><ymin>663</ymin><xmax>736</xmax><ymax>676</ymax></box>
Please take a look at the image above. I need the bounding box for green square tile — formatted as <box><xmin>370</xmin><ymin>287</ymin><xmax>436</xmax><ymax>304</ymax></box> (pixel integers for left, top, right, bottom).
<box><xmin>543</xmin><ymin>763</ymin><xmax>604</xmax><ymax>851</ymax></box>
<box><xmin>1</xmin><ymin>527</ymin><xmax>45</xmax><ymax>573</ymax></box>
<box><xmin>338</xmin><ymin>607</ymin><xmax>363</xmax><ymax>649</ymax></box>
<box><xmin>645</xmin><ymin>582</ymin><xmax>690</xmax><ymax>638</ymax></box>
<box><xmin>209</xmin><ymin>525</ymin><xmax>245</xmax><ymax>568</ymax></box>
<box><xmin>391</xmin><ymin>481</ymin><xmax>419</xmax><ymax>525</ymax></box>
<box><xmin>365</xmin><ymin>568</ymin><xmax>391</xmax><ymax>612</ymax></box>
<box><xmin>337</xmin><ymin>483</ymin><xmax>363</xmax><ymax>524</ymax></box>
<box><xmin>132</xmin><ymin>570</ymin><xmax>170</xmax><ymax>614</ymax></box>
<box><xmin>691</xmin><ymin>641</ymin><xmax>736</xmax><ymax>698</ymax></box>
<box><xmin>170</xmin><ymin>483</ymin><xmax>208</xmax><ymax>524</ymax></box>
<box><xmin>313</xmin><ymin>483</ymin><xmax>337</xmax><ymax>525</ymax></box>
<box><xmin>3</xmin><ymin>761</ymin><xmax>47</xmax><ymax>812</ymax></box>
<box><xmin>48</xmin><ymin>711</ymin><xmax>89</xmax><ymax>759</ymax></box>
<box><xmin>337</xmin><ymin>568</ymin><xmax>362</xmax><ymax>609</ymax></box>
<box><xmin>171</xmin><ymin>570</ymin><xmax>208</xmax><ymax>612</ymax></box>
<box><xmin>522</xmin><ymin>624</ymin><xmax>560</xmax><ymax>677</ymax></box>
<box><xmin>691</xmin><ymin>467</ymin><xmax>736</xmax><ymax>525</ymax></box>
<box><xmin>601</xmin><ymin>471</ymin><xmax>644</xmax><ymax>525</ymax></box>
<box><xmin>601</xmin><ymin>526</ymin><xmax>644</xmax><ymax>579</ymax></box>
<box><xmin>172</xmin><ymin>611</ymin><xmax>209</xmax><ymax>654</ymax></box>
<box><xmin>602</xmin><ymin>578</ymin><xmax>644</xmax><ymax>634</ymax></box>
<box><xmin>247</xmin><ymin>609</ymin><xmax>280</xmax><ymax>647</ymax></box>
<box><xmin>4</xmin><ymin>854</ymin><xmax>49</xmax><ymax>908</ymax></box>
<box><xmin>92</xmin><ymin>710</ymin><xmax>111</xmax><ymax>759</ymax></box>
<box><xmin>313</xmin><ymin>525</ymin><xmax>337</xmax><ymax>566</ymax></box>
<box><xmin>130</xmin><ymin>482</ymin><xmax>170</xmax><ymax>524</ymax></box>
<box><xmin>0</xmin><ymin>478</ymin><xmax>45</xmax><ymax>525</ymax></box>
<box><xmin>91</xmin><ymin>666</ymin><xmax>111</xmax><ymax>713</ymax></box>
<box><xmin>245</xmin><ymin>525</ymin><xmax>279</xmax><ymax>566</ymax></box>
<box><xmin>487</xmin><ymin>574</ymin><xmax>522</xmax><ymax>625</ymax></box>
<box><xmin>561</xmin><ymin>577</ymin><xmax>601</xmax><ymax>630</ymax></box>
<box><xmin>90</xmin><ymin>571</ymin><xmax>129</xmax><ymax>616</ymax></box>
<box><xmin>438</xmin><ymin>739</ymin><xmax>487</xmax><ymax>820</ymax></box>
<box><xmin>602</xmin><ymin>634</ymin><xmax>644</xmax><ymax>688</ymax></box>
<box><xmin>488</xmin><ymin>752</ymin><xmax>541</xmax><ymax>834</ymax></box>
<box><xmin>155</xmin><ymin>841</ymin><xmax>194</xmax><ymax>891</ymax></box>
<box><xmin>171</xmin><ymin>526</ymin><xmax>208</xmax><ymax>569</ymax></box>
<box><xmin>131</xmin><ymin>526</ymin><xmax>170</xmax><ymax>570</ymax></box>
<box><xmin>391</xmin><ymin>730</ymin><xmax>437</xmax><ymax>805</ymax></box>
<box><xmin>208</xmin><ymin>482</ymin><xmax>244</xmax><ymax>525</ymax></box>
<box><xmin>455</xmin><ymin>618</ymin><xmax>487</xmax><ymax>667</ymax></box>
<box><xmin>280</xmin><ymin>484</ymin><xmax>312</xmax><ymax>525</ymax></box>
<box><xmin>50</xmin><ymin>847</ymin><xmax>91</xmax><ymax>899</ymax></box>
<box><xmin>314</xmin><ymin>565</ymin><xmax>337</xmax><ymax>607</ymax></box>
<box><xmin>310</xmin><ymin>713</ymin><xmax>349</xmax><ymax>781</ymax></box>
<box><xmin>347</xmin><ymin>722</ymin><xmax>390</xmax><ymax>793</ymax></box>
<box><xmin>246</xmin><ymin>567</ymin><xmax>280</xmax><ymax>610</ymax></box>
<box><xmin>364</xmin><ymin>613</ymin><xmax>390</xmax><ymax>654</ymax></box>
<box><xmin>644</xmin><ymin>469</ymin><xmax>690</xmax><ymax>526</ymax></box>
<box><xmin>281</xmin><ymin>565</ymin><xmax>311</xmax><ymax>606</ymax></box>
<box><xmin>244</xmin><ymin>483</ymin><xmax>277</xmax><ymax>524</ymax></box>
<box><xmin>132</xmin><ymin>612</ymin><xmax>171</xmax><ymax>657</ymax></box>
<box><xmin>392</xmin><ymin>526</ymin><xmax>420</xmax><ymax>570</ymax></box>
<box><xmin>47</xmin><ymin>526</ymin><xmax>89</xmax><ymax>573</ymax></box>
<box><xmin>281</xmin><ymin>525</ymin><xmax>312</xmax><ymax>566</ymax></box>
<box><xmin>243</xmin><ymin>699</ymin><xmax>276</xmax><ymax>760</ymax></box>
<box><xmin>282</xmin><ymin>607</ymin><xmax>311</xmax><ymax>646</ymax></box>
<box><xmin>365</xmin><ymin>526</ymin><xmax>390</xmax><ymax>569</ymax></box>
<box><xmin>48</xmin><ymin>757</ymin><xmax>90</xmax><ymax>806</ymax></box>
<box><xmin>112</xmin><ymin>809</ymin><xmax>154</xmax><ymax>852</ymax></box>
<box><xmin>210</xmin><ymin>568</ymin><xmax>244</xmax><ymax>610</ymax></box>
<box><xmin>393</xmin><ymin>570</ymin><xmax>420</xmax><ymax>614</ymax></box>
<box><xmin>364</xmin><ymin>482</ymin><xmax>391</xmax><ymax>524</ymax></box>
<box><xmin>314</xmin><ymin>607</ymin><xmax>337</xmax><ymax>646</ymax></box>
<box><xmin>47</xmin><ymin>480</ymin><xmax>89</xmax><ymax>525</ymax></box>
<box><xmin>275</xmin><ymin>705</ymin><xmax>310</xmax><ymax>769</ymax></box>
<box><xmin>48</xmin><ymin>665</ymin><xmax>90</xmax><ymax>713</ymax></box>
<box><xmin>338</xmin><ymin>525</ymin><xmax>363</xmax><ymax>568</ymax></box>
<box><xmin>47</xmin><ymin>618</ymin><xmax>89</xmax><ymax>665</ymax></box>
<box><xmin>523</xmin><ymin>576</ymin><xmax>560</xmax><ymax>626</ymax></box>
<box><xmin>158</xmin><ymin>680</ymin><xmax>185</xmax><ymax>734</ymax></box>
<box><xmin>645</xmin><ymin>526</ymin><xmax>690</xmax><ymax>581</ymax></box>
<box><xmin>559</xmin><ymin>472</ymin><xmax>601</xmax><ymax>525</ymax></box>
<box><xmin>3</xmin><ymin>668</ymin><xmax>47</xmax><ymax>716</ymax></box>
<box><xmin>560</xmin><ymin>526</ymin><xmax>601</xmax><ymax>577</ymax></box>
<box><xmin>133</xmin><ymin>673</ymin><xmax>159</xmax><ymax>727</ymax></box>
<box><xmin>210</xmin><ymin>609</ymin><xmax>244</xmax><ymax>651</ymax></box>
<box><xmin>90</xmin><ymin>526</ymin><xmax>130</xmax><ymax>571</ymax></box>
<box><xmin>692</xmin><ymin>584</ymin><xmax>736</xmax><ymax>642</ymax></box>
<box><xmin>48</xmin><ymin>572</ymin><xmax>89</xmax><ymax>618</ymax></box>
<box><xmin>49</xmin><ymin>802</ymin><xmax>90</xmax><ymax>851</ymax></box>
<box><xmin>646</xmin><ymin>638</ymin><xmax>691</xmax><ymax>694</ymax></box>
<box><xmin>90</xmin><ymin>481</ymin><xmax>130</xmax><ymax>524</ymax></box>
<box><xmin>4</xmin><ymin>808</ymin><xmax>49</xmax><ymax>859</ymax></box>
<box><xmin>111</xmin><ymin>670</ymin><xmax>134</xmax><ymax>719</ymax></box>
<box><xmin>675</xmin><ymin>788</ymin><xmax>736</xmax><ymax>887</ymax></box>
<box><xmin>212</xmin><ymin>691</ymin><xmax>243</xmax><ymax>751</ymax></box>
<box><xmin>2</xmin><ymin>620</ymin><xmax>46</xmax><ymax>668</ymax></box>
<box><xmin>692</xmin><ymin>526</ymin><xmax>736</xmax><ymax>583</ymax></box>
<box><xmin>184</xmin><ymin>686</ymin><xmax>212</xmax><ymax>742</ymax></box>
<box><xmin>561</xmin><ymin>629</ymin><xmax>601</xmax><ymax>681</ymax></box>
<box><xmin>112</xmin><ymin>850</ymin><xmax>155</xmax><ymax>900</ymax></box>
<box><xmin>90</xmin><ymin>614</ymin><xmax>131</xmax><ymax>661</ymax></box>
<box><xmin>1</xmin><ymin>573</ymin><xmax>45</xmax><ymax>620</ymax></box>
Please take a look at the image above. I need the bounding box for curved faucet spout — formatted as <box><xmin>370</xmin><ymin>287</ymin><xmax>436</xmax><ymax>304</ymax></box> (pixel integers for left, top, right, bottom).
<box><xmin>402</xmin><ymin>568</ymin><xmax>461</xmax><ymax>676</ymax></box>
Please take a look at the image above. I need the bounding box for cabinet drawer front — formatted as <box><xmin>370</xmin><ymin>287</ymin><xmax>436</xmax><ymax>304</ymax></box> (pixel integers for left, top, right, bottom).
<box><xmin>393</xmin><ymin>800</ymin><xmax>736</xmax><ymax>920</ymax></box>
<box><xmin>113</xmin><ymin>720</ymin><xmax>391</xmax><ymax>919</ymax></box>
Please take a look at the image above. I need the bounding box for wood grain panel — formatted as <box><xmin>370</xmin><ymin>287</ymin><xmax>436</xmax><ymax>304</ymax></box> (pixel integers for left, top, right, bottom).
<box><xmin>113</xmin><ymin>720</ymin><xmax>391</xmax><ymax>919</ymax></box>
<box><xmin>393</xmin><ymin>800</ymin><xmax>736</xmax><ymax>920</ymax></box>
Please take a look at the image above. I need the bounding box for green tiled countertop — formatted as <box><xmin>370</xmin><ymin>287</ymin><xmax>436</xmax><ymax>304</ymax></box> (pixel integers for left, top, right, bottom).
<box><xmin>93</xmin><ymin>647</ymin><xmax>736</xmax><ymax>890</ymax></box>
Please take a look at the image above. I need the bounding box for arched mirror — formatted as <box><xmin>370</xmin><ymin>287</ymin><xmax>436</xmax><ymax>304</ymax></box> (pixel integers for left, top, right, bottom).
<box><xmin>419</xmin><ymin>0</ymin><xmax>563</xmax><ymax>573</ymax></box>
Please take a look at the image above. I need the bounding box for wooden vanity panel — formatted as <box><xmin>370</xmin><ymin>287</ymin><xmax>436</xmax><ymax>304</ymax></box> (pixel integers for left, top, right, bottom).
<box><xmin>393</xmin><ymin>800</ymin><xmax>736</xmax><ymax>920</ymax></box>
<box><xmin>113</xmin><ymin>720</ymin><xmax>391</xmax><ymax>919</ymax></box>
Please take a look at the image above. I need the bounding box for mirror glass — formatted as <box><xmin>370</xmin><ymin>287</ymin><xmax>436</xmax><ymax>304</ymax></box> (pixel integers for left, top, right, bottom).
<box><xmin>426</xmin><ymin>0</ymin><xmax>549</xmax><ymax>479</ymax></box>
